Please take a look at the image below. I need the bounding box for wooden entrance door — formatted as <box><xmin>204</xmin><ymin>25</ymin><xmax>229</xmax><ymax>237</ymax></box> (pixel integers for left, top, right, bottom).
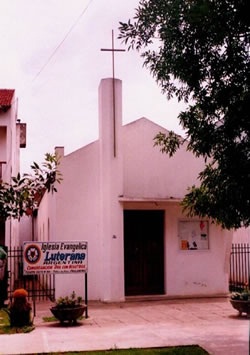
<box><xmin>124</xmin><ymin>210</ymin><xmax>164</xmax><ymax>296</ymax></box>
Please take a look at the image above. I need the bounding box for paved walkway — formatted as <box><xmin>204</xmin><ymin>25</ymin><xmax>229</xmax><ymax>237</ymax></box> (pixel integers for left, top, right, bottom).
<box><xmin>0</xmin><ymin>298</ymin><xmax>249</xmax><ymax>355</ymax></box>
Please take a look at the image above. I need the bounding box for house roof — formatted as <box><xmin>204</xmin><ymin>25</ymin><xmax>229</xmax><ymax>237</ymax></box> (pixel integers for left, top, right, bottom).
<box><xmin>0</xmin><ymin>89</ymin><xmax>15</xmax><ymax>111</ymax></box>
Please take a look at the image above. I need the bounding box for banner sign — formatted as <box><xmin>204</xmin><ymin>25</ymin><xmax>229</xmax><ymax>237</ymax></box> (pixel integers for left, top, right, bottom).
<box><xmin>23</xmin><ymin>241</ymin><xmax>88</xmax><ymax>275</ymax></box>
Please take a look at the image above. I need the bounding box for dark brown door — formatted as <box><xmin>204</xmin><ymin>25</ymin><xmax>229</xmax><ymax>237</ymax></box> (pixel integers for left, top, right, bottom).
<box><xmin>124</xmin><ymin>210</ymin><xmax>164</xmax><ymax>296</ymax></box>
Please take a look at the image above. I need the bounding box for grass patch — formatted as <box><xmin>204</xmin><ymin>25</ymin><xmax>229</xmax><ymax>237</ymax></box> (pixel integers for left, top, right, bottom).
<box><xmin>34</xmin><ymin>346</ymin><xmax>209</xmax><ymax>354</ymax></box>
<box><xmin>43</xmin><ymin>315</ymin><xmax>57</xmax><ymax>322</ymax></box>
<box><xmin>43</xmin><ymin>315</ymin><xmax>84</xmax><ymax>323</ymax></box>
<box><xmin>0</xmin><ymin>308</ymin><xmax>35</xmax><ymax>334</ymax></box>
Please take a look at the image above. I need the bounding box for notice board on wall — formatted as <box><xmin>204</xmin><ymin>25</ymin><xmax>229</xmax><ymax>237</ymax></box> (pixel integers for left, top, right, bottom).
<box><xmin>178</xmin><ymin>220</ymin><xmax>209</xmax><ymax>250</ymax></box>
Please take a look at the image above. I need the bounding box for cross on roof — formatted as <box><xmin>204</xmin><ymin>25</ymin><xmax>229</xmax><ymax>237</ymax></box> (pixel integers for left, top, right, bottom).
<box><xmin>101</xmin><ymin>30</ymin><xmax>125</xmax><ymax>157</ymax></box>
<box><xmin>101</xmin><ymin>29</ymin><xmax>126</xmax><ymax>79</ymax></box>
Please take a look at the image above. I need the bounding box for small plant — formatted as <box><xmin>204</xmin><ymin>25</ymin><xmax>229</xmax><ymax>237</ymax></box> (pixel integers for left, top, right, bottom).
<box><xmin>54</xmin><ymin>291</ymin><xmax>83</xmax><ymax>308</ymax></box>
<box><xmin>7</xmin><ymin>288</ymin><xmax>33</xmax><ymax>327</ymax></box>
<box><xmin>50</xmin><ymin>291</ymin><xmax>86</xmax><ymax>324</ymax></box>
<box><xmin>231</xmin><ymin>283</ymin><xmax>250</xmax><ymax>301</ymax></box>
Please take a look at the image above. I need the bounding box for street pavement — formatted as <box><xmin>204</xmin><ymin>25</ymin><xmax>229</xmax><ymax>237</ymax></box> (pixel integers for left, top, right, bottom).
<box><xmin>0</xmin><ymin>297</ymin><xmax>249</xmax><ymax>355</ymax></box>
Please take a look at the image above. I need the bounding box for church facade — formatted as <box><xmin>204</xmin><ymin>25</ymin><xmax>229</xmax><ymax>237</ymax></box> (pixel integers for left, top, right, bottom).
<box><xmin>37</xmin><ymin>78</ymin><xmax>232</xmax><ymax>301</ymax></box>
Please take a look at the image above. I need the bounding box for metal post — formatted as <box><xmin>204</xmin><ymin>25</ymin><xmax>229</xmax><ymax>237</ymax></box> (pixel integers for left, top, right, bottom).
<box><xmin>85</xmin><ymin>272</ymin><xmax>88</xmax><ymax>318</ymax></box>
<box><xmin>32</xmin><ymin>275</ymin><xmax>36</xmax><ymax>317</ymax></box>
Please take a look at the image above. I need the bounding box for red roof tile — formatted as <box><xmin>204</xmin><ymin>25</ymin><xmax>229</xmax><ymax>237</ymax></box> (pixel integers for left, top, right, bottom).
<box><xmin>0</xmin><ymin>89</ymin><xmax>15</xmax><ymax>108</ymax></box>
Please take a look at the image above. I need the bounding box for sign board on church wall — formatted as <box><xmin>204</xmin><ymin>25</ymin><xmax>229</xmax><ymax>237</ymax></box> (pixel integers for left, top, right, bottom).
<box><xmin>23</xmin><ymin>241</ymin><xmax>88</xmax><ymax>275</ymax></box>
<box><xmin>178</xmin><ymin>220</ymin><xmax>209</xmax><ymax>250</ymax></box>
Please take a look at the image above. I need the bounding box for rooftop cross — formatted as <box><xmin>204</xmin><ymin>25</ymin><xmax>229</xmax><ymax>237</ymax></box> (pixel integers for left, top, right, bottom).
<box><xmin>101</xmin><ymin>30</ymin><xmax>125</xmax><ymax>157</ymax></box>
<box><xmin>101</xmin><ymin>29</ymin><xmax>126</xmax><ymax>81</ymax></box>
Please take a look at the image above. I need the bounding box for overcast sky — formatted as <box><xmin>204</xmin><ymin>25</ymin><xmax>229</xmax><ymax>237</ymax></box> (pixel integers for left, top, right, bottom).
<box><xmin>0</xmin><ymin>0</ymin><xmax>185</xmax><ymax>172</ymax></box>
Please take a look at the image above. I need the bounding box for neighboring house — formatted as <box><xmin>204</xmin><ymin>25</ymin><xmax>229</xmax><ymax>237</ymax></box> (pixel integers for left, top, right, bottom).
<box><xmin>0</xmin><ymin>90</ymin><xmax>26</xmax><ymax>305</ymax></box>
<box><xmin>36</xmin><ymin>78</ymin><xmax>233</xmax><ymax>302</ymax></box>
<box><xmin>0</xmin><ymin>89</ymin><xmax>26</xmax><ymax>248</ymax></box>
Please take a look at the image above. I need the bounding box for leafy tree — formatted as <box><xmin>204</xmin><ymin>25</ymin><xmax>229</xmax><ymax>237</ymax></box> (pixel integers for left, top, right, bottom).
<box><xmin>0</xmin><ymin>153</ymin><xmax>62</xmax><ymax>221</ymax></box>
<box><xmin>119</xmin><ymin>0</ymin><xmax>250</xmax><ymax>229</ymax></box>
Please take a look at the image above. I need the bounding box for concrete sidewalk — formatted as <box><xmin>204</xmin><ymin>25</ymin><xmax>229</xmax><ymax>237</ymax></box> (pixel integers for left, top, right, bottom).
<box><xmin>0</xmin><ymin>298</ymin><xmax>249</xmax><ymax>355</ymax></box>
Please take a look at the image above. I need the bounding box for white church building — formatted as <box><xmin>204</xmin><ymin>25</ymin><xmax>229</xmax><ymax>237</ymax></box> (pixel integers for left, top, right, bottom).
<box><xmin>35</xmin><ymin>78</ymin><xmax>233</xmax><ymax>302</ymax></box>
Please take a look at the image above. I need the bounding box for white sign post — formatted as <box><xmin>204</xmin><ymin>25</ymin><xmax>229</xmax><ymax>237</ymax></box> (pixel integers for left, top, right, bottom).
<box><xmin>23</xmin><ymin>241</ymin><xmax>88</xmax><ymax>317</ymax></box>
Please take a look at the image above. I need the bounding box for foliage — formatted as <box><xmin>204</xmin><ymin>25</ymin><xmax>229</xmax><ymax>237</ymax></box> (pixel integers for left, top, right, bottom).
<box><xmin>7</xmin><ymin>288</ymin><xmax>33</xmax><ymax>327</ymax></box>
<box><xmin>0</xmin><ymin>308</ymin><xmax>34</xmax><ymax>334</ymax></box>
<box><xmin>0</xmin><ymin>308</ymin><xmax>9</xmax><ymax>327</ymax></box>
<box><xmin>39</xmin><ymin>346</ymin><xmax>208</xmax><ymax>354</ymax></box>
<box><xmin>54</xmin><ymin>291</ymin><xmax>83</xmax><ymax>308</ymax></box>
<box><xmin>0</xmin><ymin>152</ymin><xmax>62</xmax><ymax>221</ymax></box>
<box><xmin>43</xmin><ymin>315</ymin><xmax>57</xmax><ymax>322</ymax></box>
<box><xmin>17</xmin><ymin>346</ymin><xmax>208</xmax><ymax>354</ymax></box>
<box><xmin>154</xmin><ymin>131</ymin><xmax>182</xmax><ymax>157</ymax></box>
<box><xmin>231</xmin><ymin>283</ymin><xmax>250</xmax><ymax>301</ymax></box>
<box><xmin>231</xmin><ymin>292</ymin><xmax>250</xmax><ymax>301</ymax></box>
<box><xmin>119</xmin><ymin>0</ymin><xmax>250</xmax><ymax>229</ymax></box>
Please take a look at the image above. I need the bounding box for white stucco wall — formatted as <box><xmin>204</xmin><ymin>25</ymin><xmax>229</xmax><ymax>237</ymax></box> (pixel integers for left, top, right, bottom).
<box><xmin>19</xmin><ymin>216</ymin><xmax>32</xmax><ymax>245</ymax></box>
<box><xmin>166</xmin><ymin>205</ymin><xmax>231</xmax><ymax>296</ymax></box>
<box><xmin>98</xmin><ymin>79</ymin><xmax>124</xmax><ymax>302</ymax></box>
<box><xmin>123</xmin><ymin>201</ymin><xmax>232</xmax><ymax>297</ymax></box>
<box><xmin>123</xmin><ymin>118</ymin><xmax>204</xmax><ymax>199</ymax></box>
<box><xmin>54</xmin><ymin>142</ymin><xmax>102</xmax><ymax>300</ymax></box>
<box><xmin>53</xmin><ymin>79</ymin><xmax>125</xmax><ymax>302</ymax></box>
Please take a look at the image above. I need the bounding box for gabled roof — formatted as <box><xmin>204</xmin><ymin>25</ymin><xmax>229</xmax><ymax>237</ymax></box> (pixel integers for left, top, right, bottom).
<box><xmin>0</xmin><ymin>89</ymin><xmax>15</xmax><ymax>111</ymax></box>
<box><xmin>124</xmin><ymin>117</ymin><xmax>170</xmax><ymax>132</ymax></box>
